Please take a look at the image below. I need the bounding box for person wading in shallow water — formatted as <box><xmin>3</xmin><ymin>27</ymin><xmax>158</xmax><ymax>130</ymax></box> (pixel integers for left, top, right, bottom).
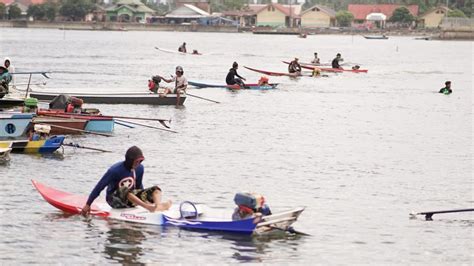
<box><xmin>80</xmin><ymin>146</ymin><xmax>172</xmax><ymax>216</ymax></box>
<box><xmin>439</xmin><ymin>81</ymin><xmax>452</xmax><ymax>95</ymax></box>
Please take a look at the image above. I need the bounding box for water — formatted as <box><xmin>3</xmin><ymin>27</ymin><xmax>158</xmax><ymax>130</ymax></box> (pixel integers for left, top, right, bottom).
<box><xmin>0</xmin><ymin>28</ymin><xmax>472</xmax><ymax>264</ymax></box>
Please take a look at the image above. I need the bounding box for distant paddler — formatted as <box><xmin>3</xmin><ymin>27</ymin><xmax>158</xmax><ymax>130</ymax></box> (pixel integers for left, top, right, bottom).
<box><xmin>178</xmin><ymin>42</ymin><xmax>187</xmax><ymax>53</ymax></box>
<box><xmin>288</xmin><ymin>57</ymin><xmax>302</xmax><ymax>74</ymax></box>
<box><xmin>439</xmin><ymin>81</ymin><xmax>452</xmax><ymax>95</ymax></box>
<box><xmin>80</xmin><ymin>146</ymin><xmax>172</xmax><ymax>216</ymax></box>
<box><xmin>311</xmin><ymin>52</ymin><xmax>320</xmax><ymax>65</ymax></box>
<box><xmin>226</xmin><ymin>62</ymin><xmax>246</xmax><ymax>87</ymax></box>
<box><xmin>331</xmin><ymin>53</ymin><xmax>344</xmax><ymax>69</ymax></box>
<box><xmin>157</xmin><ymin>65</ymin><xmax>188</xmax><ymax>98</ymax></box>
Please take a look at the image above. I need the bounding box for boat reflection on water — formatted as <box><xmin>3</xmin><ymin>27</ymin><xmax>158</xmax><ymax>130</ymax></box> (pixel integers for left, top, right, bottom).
<box><xmin>102</xmin><ymin>220</ymin><xmax>166</xmax><ymax>265</ymax></box>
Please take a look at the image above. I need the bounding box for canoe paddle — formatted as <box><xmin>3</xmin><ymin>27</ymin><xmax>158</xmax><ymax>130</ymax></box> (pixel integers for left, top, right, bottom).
<box><xmin>63</xmin><ymin>142</ymin><xmax>111</xmax><ymax>152</ymax></box>
<box><xmin>186</xmin><ymin>93</ymin><xmax>220</xmax><ymax>104</ymax></box>
<box><xmin>409</xmin><ymin>208</ymin><xmax>474</xmax><ymax>220</ymax></box>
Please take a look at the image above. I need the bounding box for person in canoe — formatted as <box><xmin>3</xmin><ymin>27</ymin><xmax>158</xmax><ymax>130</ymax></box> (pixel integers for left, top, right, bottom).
<box><xmin>258</xmin><ymin>76</ymin><xmax>269</xmax><ymax>86</ymax></box>
<box><xmin>288</xmin><ymin>58</ymin><xmax>302</xmax><ymax>74</ymax></box>
<box><xmin>192</xmin><ymin>49</ymin><xmax>199</xmax><ymax>55</ymax></box>
<box><xmin>226</xmin><ymin>62</ymin><xmax>246</xmax><ymax>87</ymax></box>
<box><xmin>439</xmin><ymin>81</ymin><xmax>452</xmax><ymax>95</ymax></box>
<box><xmin>331</xmin><ymin>53</ymin><xmax>343</xmax><ymax>69</ymax></box>
<box><xmin>312</xmin><ymin>67</ymin><xmax>321</xmax><ymax>77</ymax></box>
<box><xmin>158</xmin><ymin>66</ymin><xmax>188</xmax><ymax>97</ymax></box>
<box><xmin>0</xmin><ymin>66</ymin><xmax>11</xmax><ymax>98</ymax></box>
<box><xmin>81</xmin><ymin>146</ymin><xmax>172</xmax><ymax>216</ymax></box>
<box><xmin>311</xmin><ymin>53</ymin><xmax>320</xmax><ymax>65</ymax></box>
<box><xmin>178</xmin><ymin>42</ymin><xmax>187</xmax><ymax>53</ymax></box>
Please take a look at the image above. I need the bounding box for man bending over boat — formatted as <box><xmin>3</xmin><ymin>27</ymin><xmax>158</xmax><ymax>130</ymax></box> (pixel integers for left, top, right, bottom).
<box><xmin>288</xmin><ymin>58</ymin><xmax>302</xmax><ymax>74</ymax></box>
<box><xmin>158</xmin><ymin>66</ymin><xmax>188</xmax><ymax>97</ymax></box>
<box><xmin>331</xmin><ymin>53</ymin><xmax>343</xmax><ymax>69</ymax></box>
<box><xmin>80</xmin><ymin>146</ymin><xmax>172</xmax><ymax>216</ymax></box>
<box><xmin>226</xmin><ymin>62</ymin><xmax>246</xmax><ymax>87</ymax></box>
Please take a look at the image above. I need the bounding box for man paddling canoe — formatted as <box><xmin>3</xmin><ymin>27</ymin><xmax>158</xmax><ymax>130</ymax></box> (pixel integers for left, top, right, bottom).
<box><xmin>226</xmin><ymin>62</ymin><xmax>246</xmax><ymax>87</ymax></box>
<box><xmin>331</xmin><ymin>53</ymin><xmax>343</xmax><ymax>69</ymax></box>
<box><xmin>288</xmin><ymin>58</ymin><xmax>302</xmax><ymax>74</ymax></box>
<box><xmin>81</xmin><ymin>146</ymin><xmax>172</xmax><ymax>216</ymax></box>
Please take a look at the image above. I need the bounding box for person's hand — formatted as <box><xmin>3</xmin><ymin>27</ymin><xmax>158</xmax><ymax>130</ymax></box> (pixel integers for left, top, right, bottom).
<box><xmin>80</xmin><ymin>204</ymin><xmax>91</xmax><ymax>217</ymax></box>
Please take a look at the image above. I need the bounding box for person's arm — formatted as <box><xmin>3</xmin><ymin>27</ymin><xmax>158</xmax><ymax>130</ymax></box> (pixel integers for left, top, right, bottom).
<box><xmin>235</xmin><ymin>70</ymin><xmax>245</xmax><ymax>80</ymax></box>
<box><xmin>159</xmin><ymin>75</ymin><xmax>173</xmax><ymax>83</ymax></box>
<box><xmin>135</xmin><ymin>166</ymin><xmax>144</xmax><ymax>190</ymax></box>
<box><xmin>81</xmin><ymin>169</ymin><xmax>114</xmax><ymax>216</ymax></box>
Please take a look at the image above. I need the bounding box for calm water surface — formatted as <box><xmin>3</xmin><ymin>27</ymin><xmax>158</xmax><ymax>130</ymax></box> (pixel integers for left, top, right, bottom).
<box><xmin>0</xmin><ymin>29</ymin><xmax>472</xmax><ymax>264</ymax></box>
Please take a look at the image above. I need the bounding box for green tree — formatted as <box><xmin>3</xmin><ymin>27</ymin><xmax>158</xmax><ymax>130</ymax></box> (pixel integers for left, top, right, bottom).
<box><xmin>44</xmin><ymin>2</ymin><xmax>57</xmax><ymax>21</ymax></box>
<box><xmin>389</xmin><ymin>7</ymin><xmax>415</xmax><ymax>23</ymax></box>
<box><xmin>8</xmin><ymin>4</ymin><xmax>22</xmax><ymax>19</ymax></box>
<box><xmin>447</xmin><ymin>9</ymin><xmax>467</xmax><ymax>17</ymax></box>
<box><xmin>335</xmin><ymin>10</ymin><xmax>353</xmax><ymax>27</ymax></box>
<box><xmin>28</xmin><ymin>4</ymin><xmax>46</xmax><ymax>20</ymax></box>
<box><xmin>0</xmin><ymin>3</ymin><xmax>6</xmax><ymax>19</ymax></box>
<box><xmin>59</xmin><ymin>0</ymin><xmax>94</xmax><ymax>21</ymax></box>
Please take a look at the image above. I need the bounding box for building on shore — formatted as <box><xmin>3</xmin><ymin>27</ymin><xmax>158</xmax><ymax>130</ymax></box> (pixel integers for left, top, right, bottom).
<box><xmin>255</xmin><ymin>3</ymin><xmax>302</xmax><ymax>27</ymax></box>
<box><xmin>348</xmin><ymin>4</ymin><xmax>419</xmax><ymax>28</ymax></box>
<box><xmin>418</xmin><ymin>6</ymin><xmax>450</xmax><ymax>28</ymax></box>
<box><xmin>300</xmin><ymin>4</ymin><xmax>336</xmax><ymax>28</ymax></box>
<box><xmin>175</xmin><ymin>0</ymin><xmax>210</xmax><ymax>13</ymax></box>
<box><xmin>105</xmin><ymin>0</ymin><xmax>155</xmax><ymax>23</ymax></box>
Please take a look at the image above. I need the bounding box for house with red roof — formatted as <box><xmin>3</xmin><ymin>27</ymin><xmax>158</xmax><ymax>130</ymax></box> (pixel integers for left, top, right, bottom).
<box><xmin>348</xmin><ymin>4</ymin><xmax>419</xmax><ymax>24</ymax></box>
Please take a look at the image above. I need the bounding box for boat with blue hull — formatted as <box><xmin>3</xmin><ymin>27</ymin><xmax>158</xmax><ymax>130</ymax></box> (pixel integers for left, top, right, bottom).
<box><xmin>37</xmin><ymin>110</ymin><xmax>115</xmax><ymax>133</ymax></box>
<box><xmin>0</xmin><ymin>113</ymin><xmax>34</xmax><ymax>138</ymax></box>
<box><xmin>0</xmin><ymin>135</ymin><xmax>65</xmax><ymax>154</ymax></box>
<box><xmin>33</xmin><ymin>180</ymin><xmax>306</xmax><ymax>235</ymax></box>
<box><xmin>189</xmin><ymin>81</ymin><xmax>278</xmax><ymax>90</ymax></box>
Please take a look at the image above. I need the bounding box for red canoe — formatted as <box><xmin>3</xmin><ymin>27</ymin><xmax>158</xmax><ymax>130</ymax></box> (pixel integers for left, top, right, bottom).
<box><xmin>282</xmin><ymin>61</ymin><xmax>368</xmax><ymax>73</ymax></box>
<box><xmin>244</xmin><ymin>66</ymin><xmax>302</xmax><ymax>77</ymax></box>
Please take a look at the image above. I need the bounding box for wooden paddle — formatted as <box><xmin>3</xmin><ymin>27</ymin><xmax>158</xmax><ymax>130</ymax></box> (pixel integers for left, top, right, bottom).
<box><xmin>186</xmin><ymin>93</ymin><xmax>220</xmax><ymax>104</ymax></box>
<box><xmin>115</xmin><ymin>119</ymin><xmax>178</xmax><ymax>133</ymax></box>
<box><xmin>63</xmin><ymin>142</ymin><xmax>111</xmax><ymax>152</ymax></box>
<box><xmin>410</xmin><ymin>208</ymin><xmax>474</xmax><ymax>220</ymax></box>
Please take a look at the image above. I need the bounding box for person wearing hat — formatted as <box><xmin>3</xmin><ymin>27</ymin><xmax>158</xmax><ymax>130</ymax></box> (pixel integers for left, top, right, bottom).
<box><xmin>288</xmin><ymin>57</ymin><xmax>301</xmax><ymax>74</ymax></box>
<box><xmin>331</xmin><ymin>53</ymin><xmax>343</xmax><ymax>69</ymax></box>
<box><xmin>439</xmin><ymin>81</ymin><xmax>452</xmax><ymax>95</ymax></box>
<box><xmin>158</xmin><ymin>66</ymin><xmax>188</xmax><ymax>97</ymax></box>
<box><xmin>311</xmin><ymin>53</ymin><xmax>320</xmax><ymax>65</ymax></box>
<box><xmin>226</xmin><ymin>62</ymin><xmax>246</xmax><ymax>87</ymax></box>
<box><xmin>80</xmin><ymin>146</ymin><xmax>172</xmax><ymax>216</ymax></box>
<box><xmin>178</xmin><ymin>42</ymin><xmax>187</xmax><ymax>53</ymax></box>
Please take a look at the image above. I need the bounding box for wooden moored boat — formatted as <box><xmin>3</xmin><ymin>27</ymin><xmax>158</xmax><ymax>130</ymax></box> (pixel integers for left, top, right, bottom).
<box><xmin>37</xmin><ymin>109</ymin><xmax>114</xmax><ymax>133</ymax></box>
<box><xmin>33</xmin><ymin>116</ymin><xmax>88</xmax><ymax>135</ymax></box>
<box><xmin>189</xmin><ymin>81</ymin><xmax>278</xmax><ymax>90</ymax></box>
<box><xmin>363</xmin><ymin>35</ymin><xmax>388</xmax><ymax>40</ymax></box>
<box><xmin>0</xmin><ymin>135</ymin><xmax>65</xmax><ymax>154</ymax></box>
<box><xmin>29</xmin><ymin>91</ymin><xmax>186</xmax><ymax>106</ymax></box>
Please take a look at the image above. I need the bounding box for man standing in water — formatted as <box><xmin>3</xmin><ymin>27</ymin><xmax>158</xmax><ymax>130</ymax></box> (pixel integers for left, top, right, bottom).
<box><xmin>439</xmin><ymin>81</ymin><xmax>452</xmax><ymax>95</ymax></box>
<box><xmin>81</xmin><ymin>146</ymin><xmax>172</xmax><ymax>216</ymax></box>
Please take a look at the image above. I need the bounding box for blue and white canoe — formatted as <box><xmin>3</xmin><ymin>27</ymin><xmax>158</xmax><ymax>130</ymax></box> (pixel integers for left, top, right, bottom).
<box><xmin>189</xmin><ymin>81</ymin><xmax>278</xmax><ymax>90</ymax></box>
<box><xmin>33</xmin><ymin>180</ymin><xmax>305</xmax><ymax>235</ymax></box>
<box><xmin>0</xmin><ymin>113</ymin><xmax>34</xmax><ymax>138</ymax></box>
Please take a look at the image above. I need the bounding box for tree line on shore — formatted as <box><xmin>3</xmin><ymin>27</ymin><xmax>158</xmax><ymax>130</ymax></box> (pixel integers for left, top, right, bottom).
<box><xmin>0</xmin><ymin>0</ymin><xmax>469</xmax><ymax>24</ymax></box>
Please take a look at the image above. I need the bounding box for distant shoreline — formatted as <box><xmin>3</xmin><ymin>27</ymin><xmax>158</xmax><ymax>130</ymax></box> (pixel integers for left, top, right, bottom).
<box><xmin>1</xmin><ymin>20</ymin><xmax>470</xmax><ymax>40</ymax></box>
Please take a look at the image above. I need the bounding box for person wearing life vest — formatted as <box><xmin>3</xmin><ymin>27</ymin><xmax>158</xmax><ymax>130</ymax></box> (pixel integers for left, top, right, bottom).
<box><xmin>439</xmin><ymin>81</ymin><xmax>452</xmax><ymax>95</ymax></box>
<box><xmin>158</xmin><ymin>66</ymin><xmax>188</xmax><ymax>97</ymax></box>
<box><xmin>258</xmin><ymin>76</ymin><xmax>269</xmax><ymax>86</ymax></box>
<box><xmin>288</xmin><ymin>58</ymin><xmax>302</xmax><ymax>74</ymax></box>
